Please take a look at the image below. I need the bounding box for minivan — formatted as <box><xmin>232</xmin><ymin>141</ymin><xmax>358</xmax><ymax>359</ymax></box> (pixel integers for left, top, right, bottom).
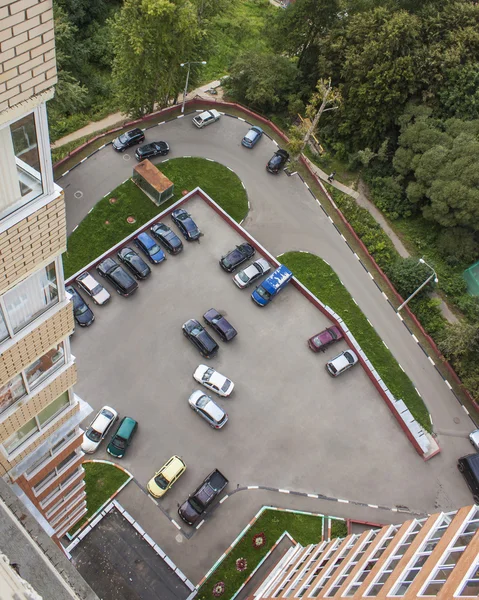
<box><xmin>251</xmin><ymin>265</ymin><xmax>293</xmax><ymax>306</ymax></box>
<box><xmin>457</xmin><ymin>453</ymin><xmax>479</xmax><ymax>503</ymax></box>
<box><xmin>107</xmin><ymin>417</ymin><xmax>138</xmax><ymax>459</ymax></box>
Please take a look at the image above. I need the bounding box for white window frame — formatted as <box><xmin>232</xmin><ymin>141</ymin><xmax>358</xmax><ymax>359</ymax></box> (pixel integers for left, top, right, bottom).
<box><xmin>25</xmin><ymin>427</ymin><xmax>78</xmax><ymax>480</ymax></box>
<box><xmin>40</xmin><ymin>466</ymin><xmax>84</xmax><ymax>509</ymax></box>
<box><xmin>33</xmin><ymin>448</ymin><xmax>83</xmax><ymax>496</ymax></box>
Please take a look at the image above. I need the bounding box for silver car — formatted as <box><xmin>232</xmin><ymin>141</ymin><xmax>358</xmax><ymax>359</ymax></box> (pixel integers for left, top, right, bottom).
<box><xmin>326</xmin><ymin>349</ymin><xmax>358</xmax><ymax>377</ymax></box>
<box><xmin>188</xmin><ymin>390</ymin><xmax>228</xmax><ymax>429</ymax></box>
<box><xmin>470</xmin><ymin>429</ymin><xmax>479</xmax><ymax>451</ymax></box>
<box><xmin>233</xmin><ymin>258</ymin><xmax>271</xmax><ymax>289</ymax></box>
<box><xmin>76</xmin><ymin>272</ymin><xmax>111</xmax><ymax>305</ymax></box>
<box><xmin>193</xmin><ymin>365</ymin><xmax>234</xmax><ymax>397</ymax></box>
<box><xmin>192</xmin><ymin>109</ymin><xmax>221</xmax><ymax>129</ymax></box>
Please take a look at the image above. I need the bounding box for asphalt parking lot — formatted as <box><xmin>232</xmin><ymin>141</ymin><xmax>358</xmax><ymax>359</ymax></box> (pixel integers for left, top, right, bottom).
<box><xmin>71</xmin><ymin>193</ymin><xmax>447</xmax><ymax>526</ymax></box>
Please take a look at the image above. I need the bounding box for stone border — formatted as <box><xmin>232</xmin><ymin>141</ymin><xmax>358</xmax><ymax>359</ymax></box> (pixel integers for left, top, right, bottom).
<box><xmin>65</xmin><ymin>459</ymin><xmax>133</xmax><ymax>541</ymax></box>
<box><xmin>65</xmin><ymin>499</ymin><xmax>196</xmax><ymax>599</ymax></box>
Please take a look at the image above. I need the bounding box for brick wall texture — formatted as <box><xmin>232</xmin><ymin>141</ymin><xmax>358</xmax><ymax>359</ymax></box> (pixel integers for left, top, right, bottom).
<box><xmin>0</xmin><ymin>302</ymin><xmax>73</xmax><ymax>386</ymax></box>
<box><xmin>0</xmin><ymin>0</ymin><xmax>57</xmax><ymax>112</ymax></box>
<box><xmin>0</xmin><ymin>191</ymin><xmax>66</xmax><ymax>293</ymax></box>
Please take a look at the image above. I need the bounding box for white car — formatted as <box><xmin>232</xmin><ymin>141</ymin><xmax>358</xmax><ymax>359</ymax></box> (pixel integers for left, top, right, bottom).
<box><xmin>193</xmin><ymin>365</ymin><xmax>234</xmax><ymax>397</ymax></box>
<box><xmin>470</xmin><ymin>429</ymin><xmax>479</xmax><ymax>451</ymax></box>
<box><xmin>81</xmin><ymin>406</ymin><xmax>118</xmax><ymax>453</ymax></box>
<box><xmin>326</xmin><ymin>349</ymin><xmax>358</xmax><ymax>377</ymax></box>
<box><xmin>76</xmin><ymin>272</ymin><xmax>111</xmax><ymax>305</ymax></box>
<box><xmin>233</xmin><ymin>258</ymin><xmax>271</xmax><ymax>289</ymax></box>
<box><xmin>188</xmin><ymin>390</ymin><xmax>228</xmax><ymax>429</ymax></box>
<box><xmin>192</xmin><ymin>109</ymin><xmax>221</xmax><ymax>129</ymax></box>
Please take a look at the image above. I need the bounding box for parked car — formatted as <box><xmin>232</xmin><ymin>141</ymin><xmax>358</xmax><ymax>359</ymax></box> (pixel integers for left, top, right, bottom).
<box><xmin>457</xmin><ymin>453</ymin><xmax>479</xmax><ymax>503</ymax></box>
<box><xmin>193</xmin><ymin>365</ymin><xmax>234</xmax><ymax>397</ymax></box>
<box><xmin>150</xmin><ymin>222</ymin><xmax>183</xmax><ymax>254</ymax></box>
<box><xmin>75</xmin><ymin>272</ymin><xmax>111</xmax><ymax>305</ymax></box>
<box><xmin>178</xmin><ymin>469</ymin><xmax>228</xmax><ymax>525</ymax></box>
<box><xmin>182</xmin><ymin>319</ymin><xmax>219</xmax><ymax>358</ymax></box>
<box><xmin>135</xmin><ymin>141</ymin><xmax>169</xmax><ymax>161</ymax></box>
<box><xmin>192</xmin><ymin>109</ymin><xmax>221</xmax><ymax>129</ymax></box>
<box><xmin>171</xmin><ymin>208</ymin><xmax>201</xmax><ymax>241</ymax></box>
<box><xmin>65</xmin><ymin>286</ymin><xmax>94</xmax><ymax>327</ymax></box>
<box><xmin>117</xmin><ymin>247</ymin><xmax>151</xmax><ymax>280</ymax></box>
<box><xmin>147</xmin><ymin>456</ymin><xmax>186</xmax><ymax>498</ymax></box>
<box><xmin>112</xmin><ymin>128</ymin><xmax>145</xmax><ymax>152</ymax></box>
<box><xmin>326</xmin><ymin>349</ymin><xmax>358</xmax><ymax>377</ymax></box>
<box><xmin>470</xmin><ymin>429</ymin><xmax>479</xmax><ymax>452</ymax></box>
<box><xmin>251</xmin><ymin>264</ymin><xmax>293</xmax><ymax>307</ymax></box>
<box><xmin>233</xmin><ymin>258</ymin><xmax>271</xmax><ymax>289</ymax></box>
<box><xmin>106</xmin><ymin>417</ymin><xmax>138</xmax><ymax>459</ymax></box>
<box><xmin>241</xmin><ymin>125</ymin><xmax>263</xmax><ymax>148</ymax></box>
<box><xmin>203</xmin><ymin>308</ymin><xmax>237</xmax><ymax>342</ymax></box>
<box><xmin>188</xmin><ymin>390</ymin><xmax>228</xmax><ymax>429</ymax></box>
<box><xmin>134</xmin><ymin>232</ymin><xmax>166</xmax><ymax>264</ymax></box>
<box><xmin>219</xmin><ymin>243</ymin><xmax>255</xmax><ymax>272</ymax></box>
<box><xmin>96</xmin><ymin>257</ymin><xmax>138</xmax><ymax>297</ymax></box>
<box><xmin>81</xmin><ymin>406</ymin><xmax>118</xmax><ymax>453</ymax></box>
<box><xmin>266</xmin><ymin>148</ymin><xmax>289</xmax><ymax>173</ymax></box>
<box><xmin>308</xmin><ymin>326</ymin><xmax>344</xmax><ymax>353</ymax></box>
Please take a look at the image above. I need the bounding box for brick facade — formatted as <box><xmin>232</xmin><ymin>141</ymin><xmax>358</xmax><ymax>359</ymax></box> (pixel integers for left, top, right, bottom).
<box><xmin>0</xmin><ymin>0</ymin><xmax>56</xmax><ymax>112</ymax></box>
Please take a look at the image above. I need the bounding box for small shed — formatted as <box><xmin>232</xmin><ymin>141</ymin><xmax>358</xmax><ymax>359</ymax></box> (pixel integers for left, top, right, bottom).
<box><xmin>133</xmin><ymin>160</ymin><xmax>174</xmax><ymax>206</ymax></box>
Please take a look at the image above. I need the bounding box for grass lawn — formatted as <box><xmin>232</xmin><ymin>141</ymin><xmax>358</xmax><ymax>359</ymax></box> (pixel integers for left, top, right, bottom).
<box><xmin>280</xmin><ymin>252</ymin><xmax>431</xmax><ymax>432</ymax></box>
<box><xmin>68</xmin><ymin>461</ymin><xmax>130</xmax><ymax>536</ymax></box>
<box><xmin>197</xmin><ymin>508</ymin><xmax>324</xmax><ymax>600</ymax></box>
<box><xmin>62</xmin><ymin>157</ymin><xmax>248</xmax><ymax>278</ymax></box>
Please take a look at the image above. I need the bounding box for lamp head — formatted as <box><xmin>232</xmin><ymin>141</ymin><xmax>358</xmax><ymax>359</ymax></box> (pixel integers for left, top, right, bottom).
<box><xmin>419</xmin><ymin>258</ymin><xmax>425</xmax><ymax>264</ymax></box>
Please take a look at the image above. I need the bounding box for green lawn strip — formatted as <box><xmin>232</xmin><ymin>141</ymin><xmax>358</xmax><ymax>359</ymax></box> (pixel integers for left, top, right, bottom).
<box><xmin>68</xmin><ymin>461</ymin><xmax>130</xmax><ymax>536</ymax></box>
<box><xmin>280</xmin><ymin>251</ymin><xmax>431</xmax><ymax>431</ymax></box>
<box><xmin>330</xmin><ymin>518</ymin><xmax>349</xmax><ymax>539</ymax></box>
<box><xmin>197</xmin><ymin>509</ymin><xmax>324</xmax><ymax>600</ymax></box>
<box><xmin>62</xmin><ymin>157</ymin><xmax>247</xmax><ymax>278</ymax></box>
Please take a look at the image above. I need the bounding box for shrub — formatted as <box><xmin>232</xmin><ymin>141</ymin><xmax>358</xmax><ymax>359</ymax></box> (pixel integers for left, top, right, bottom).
<box><xmin>440</xmin><ymin>272</ymin><xmax>468</xmax><ymax>299</ymax></box>
<box><xmin>436</xmin><ymin>227</ymin><xmax>479</xmax><ymax>266</ymax></box>
<box><xmin>369</xmin><ymin>176</ymin><xmax>416</xmax><ymax>219</ymax></box>
<box><xmin>388</xmin><ymin>257</ymin><xmax>436</xmax><ymax>299</ymax></box>
<box><xmin>409</xmin><ymin>297</ymin><xmax>446</xmax><ymax>336</ymax></box>
<box><xmin>456</xmin><ymin>294</ymin><xmax>479</xmax><ymax>322</ymax></box>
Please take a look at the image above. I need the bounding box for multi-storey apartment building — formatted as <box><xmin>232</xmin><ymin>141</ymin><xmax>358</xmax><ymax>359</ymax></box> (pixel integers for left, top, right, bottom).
<box><xmin>0</xmin><ymin>0</ymin><xmax>92</xmax><ymax>545</ymax></box>
<box><xmin>252</xmin><ymin>506</ymin><xmax>479</xmax><ymax>600</ymax></box>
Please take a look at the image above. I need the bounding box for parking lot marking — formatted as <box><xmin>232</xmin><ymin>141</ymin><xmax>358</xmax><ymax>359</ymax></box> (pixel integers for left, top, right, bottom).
<box><xmin>238</xmin><ymin>117</ymin><xmax>246</xmax><ymax>122</ymax></box>
<box><xmin>368</xmin><ymin>504</ymin><xmax>379</xmax><ymax>509</ymax></box>
<box><xmin>353</xmin><ymin>252</ymin><xmax>359</xmax><ymax>260</ymax></box>
<box><xmin>247</xmin><ymin>486</ymin><xmax>259</xmax><ymax>490</ymax></box>
<box><xmin>88</xmin><ymin>207</ymin><xmax>94</xmax><ymax>213</ymax></box>
<box><xmin>399</xmin><ymin>364</ymin><xmax>405</xmax><ymax>372</ymax></box>
<box><xmin>278</xmin><ymin>489</ymin><xmax>290</xmax><ymax>494</ymax></box>
<box><xmin>307</xmin><ymin>494</ymin><xmax>319</xmax><ymax>499</ymax></box>
<box><xmin>366</xmin><ymin>319</ymin><xmax>373</xmax><ymax>327</ymax></box>
<box><xmin>428</xmin><ymin>356</ymin><xmax>435</xmax><ymax>366</ymax></box>
<box><xmin>368</xmin><ymin>272</ymin><xmax>374</xmax><ymax>279</ymax></box>
<box><xmin>337</xmin><ymin>499</ymin><xmax>349</xmax><ymax>504</ymax></box>
<box><xmin>158</xmin><ymin>121</ymin><xmax>165</xmax><ymax>125</ymax></box>
<box><xmin>227</xmin><ymin>166</ymin><xmax>234</xmax><ymax>172</ymax></box>
<box><xmin>61</xmin><ymin>170</ymin><xmax>70</xmax><ymax>177</ymax></box>
<box><xmin>381</xmin><ymin>291</ymin><xmax>388</xmax><ymax>300</ymax></box>
<box><xmin>382</xmin><ymin>341</ymin><xmax>389</xmax><ymax>350</ymax></box>
<box><xmin>445</xmin><ymin>380</ymin><xmax>452</xmax><ymax>390</ymax></box>
<box><xmin>352</xmin><ymin>298</ymin><xmax>358</xmax><ymax>305</ymax></box>
<box><xmin>183</xmin><ymin>155</ymin><xmax>191</xmax><ymax>158</ymax></box>
<box><xmin>206</xmin><ymin>158</ymin><xmax>214</xmax><ymax>162</ymax></box>
<box><xmin>149</xmin><ymin>496</ymin><xmax>158</xmax><ymax>506</ymax></box>
<box><xmin>415</xmin><ymin>387</ymin><xmax>422</xmax><ymax>398</ymax></box>
<box><xmin>196</xmin><ymin>520</ymin><xmax>205</xmax><ymax>530</ymax></box>
<box><xmin>328</xmin><ymin>216</ymin><xmax>334</xmax><ymax>224</ymax></box>
<box><xmin>171</xmin><ymin>519</ymin><xmax>182</xmax><ymax>530</ymax></box>
<box><xmin>462</xmin><ymin>405</ymin><xmax>470</xmax><ymax>415</ymax></box>
<box><xmin>411</xmin><ymin>334</ymin><xmax>419</xmax><ymax>343</ymax></box>
<box><xmin>396</xmin><ymin>312</ymin><xmax>404</xmax><ymax>321</ymax></box>
<box><xmin>242</xmin><ymin>182</ymin><xmax>246</xmax><ymax>189</ymax></box>
<box><xmin>72</xmin><ymin>225</ymin><xmax>78</xmax><ymax>232</ymax></box>
<box><xmin>177</xmin><ymin>114</ymin><xmax>184</xmax><ymax>119</ymax></box>
<box><xmin>219</xmin><ymin>495</ymin><xmax>229</xmax><ymax>503</ymax></box>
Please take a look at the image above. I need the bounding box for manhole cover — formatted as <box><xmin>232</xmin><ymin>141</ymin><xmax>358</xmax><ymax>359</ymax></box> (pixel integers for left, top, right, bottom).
<box><xmin>175</xmin><ymin>534</ymin><xmax>183</xmax><ymax>543</ymax></box>
<box><xmin>182</xmin><ymin>189</ymin><xmax>189</xmax><ymax>196</ymax></box>
<box><xmin>105</xmin><ymin>220</ymin><xmax>110</xmax><ymax>225</ymax></box>
<box><xmin>127</xmin><ymin>216</ymin><xmax>136</xmax><ymax>224</ymax></box>
<box><xmin>109</xmin><ymin>197</ymin><xmax>117</xmax><ymax>204</ymax></box>
<box><xmin>74</xmin><ymin>191</ymin><xmax>83</xmax><ymax>199</ymax></box>
<box><xmin>454</xmin><ymin>417</ymin><xmax>460</xmax><ymax>424</ymax></box>
<box><xmin>123</xmin><ymin>153</ymin><xmax>131</xmax><ymax>161</ymax></box>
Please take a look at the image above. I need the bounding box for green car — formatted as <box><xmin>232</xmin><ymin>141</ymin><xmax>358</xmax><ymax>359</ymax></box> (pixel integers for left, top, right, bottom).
<box><xmin>107</xmin><ymin>417</ymin><xmax>138</xmax><ymax>458</ymax></box>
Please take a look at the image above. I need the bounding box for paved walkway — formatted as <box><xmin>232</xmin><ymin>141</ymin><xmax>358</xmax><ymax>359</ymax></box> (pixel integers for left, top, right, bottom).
<box><xmin>304</xmin><ymin>157</ymin><xmax>458</xmax><ymax>324</ymax></box>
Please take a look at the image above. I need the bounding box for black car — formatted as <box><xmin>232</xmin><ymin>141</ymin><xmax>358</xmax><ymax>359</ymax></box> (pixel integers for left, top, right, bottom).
<box><xmin>97</xmin><ymin>257</ymin><xmax>139</xmax><ymax>297</ymax></box>
<box><xmin>66</xmin><ymin>286</ymin><xmax>94</xmax><ymax>327</ymax></box>
<box><xmin>266</xmin><ymin>148</ymin><xmax>289</xmax><ymax>174</ymax></box>
<box><xmin>112</xmin><ymin>128</ymin><xmax>145</xmax><ymax>152</ymax></box>
<box><xmin>182</xmin><ymin>319</ymin><xmax>219</xmax><ymax>358</ymax></box>
<box><xmin>134</xmin><ymin>232</ymin><xmax>166</xmax><ymax>264</ymax></box>
<box><xmin>135</xmin><ymin>141</ymin><xmax>169</xmax><ymax>161</ymax></box>
<box><xmin>219</xmin><ymin>243</ymin><xmax>255</xmax><ymax>272</ymax></box>
<box><xmin>117</xmin><ymin>247</ymin><xmax>151</xmax><ymax>280</ymax></box>
<box><xmin>171</xmin><ymin>208</ymin><xmax>201</xmax><ymax>241</ymax></box>
<box><xmin>203</xmin><ymin>308</ymin><xmax>237</xmax><ymax>342</ymax></box>
<box><xmin>150</xmin><ymin>222</ymin><xmax>183</xmax><ymax>255</ymax></box>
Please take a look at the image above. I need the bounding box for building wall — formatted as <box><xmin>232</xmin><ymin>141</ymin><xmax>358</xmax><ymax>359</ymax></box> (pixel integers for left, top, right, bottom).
<box><xmin>0</xmin><ymin>0</ymin><xmax>57</xmax><ymax>113</ymax></box>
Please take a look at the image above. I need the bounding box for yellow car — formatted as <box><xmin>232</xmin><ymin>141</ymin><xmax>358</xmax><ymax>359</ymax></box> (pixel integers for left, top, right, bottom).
<box><xmin>147</xmin><ymin>456</ymin><xmax>186</xmax><ymax>498</ymax></box>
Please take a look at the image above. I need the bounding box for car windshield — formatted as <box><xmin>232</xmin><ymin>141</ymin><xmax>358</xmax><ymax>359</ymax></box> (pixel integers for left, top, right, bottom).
<box><xmin>189</xmin><ymin>498</ymin><xmax>203</xmax><ymax>512</ymax></box>
<box><xmin>91</xmin><ymin>284</ymin><xmax>103</xmax><ymax>295</ymax></box>
<box><xmin>154</xmin><ymin>474</ymin><xmax>169</xmax><ymax>489</ymax></box>
<box><xmin>112</xmin><ymin>437</ymin><xmax>126</xmax><ymax>449</ymax></box>
<box><xmin>221</xmin><ymin>379</ymin><xmax>232</xmax><ymax>392</ymax></box>
<box><xmin>191</xmin><ymin>327</ymin><xmax>202</xmax><ymax>336</ymax></box>
<box><xmin>329</xmin><ymin>363</ymin><xmax>338</xmax><ymax>374</ymax></box>
<box><xmin>197</xmin><ymin>396</ymin><xmax>209</xmax><ymax>409</ymax></box>
<box><xmin>118</xmin><ymin>134</ymin><xmax>128</xmax><ymax>143</ymax></box>
<box><xmin>150</xmin><ymin>244</ymin><xmax>161</xmax><ymax>255</ymax></box>
<box><xmin>345</xmin><ymin>352</ymin><xmax>355</xmax><ymax>364</ymax></box>
<box><xmin>238</xmin><ymin>271</ymin><xmax>249</xmax><ymax>283</ymax></box>
<box><xmin>204</xmin><ymin>368</ymin><xmax>214</xmax><ymax>381</ymax></box>
<box><xmin>86</xmin><ymin>427</ymin><xmax>101</xmax><ymax>442</ymax></box>
<box><xmin>75</xmin><ymin>304</ymin><xmax>89</xmax><ymax>316</ymax></box>
<box><xmin>255</xmin><ymin>286</ymin><xmax>271</xmax><ymax>300</ymax></box>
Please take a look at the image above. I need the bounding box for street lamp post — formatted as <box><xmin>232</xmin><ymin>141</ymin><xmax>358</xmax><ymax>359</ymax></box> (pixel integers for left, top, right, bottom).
<box><xmin>180</xmin><ymin>61</ymin><xmax>207</xmax><ymax>114</ymax></box>
<box><xmin>397</xmin><ymin>258</ymin><xmax>438</xmax><ymax>312</ymax></box>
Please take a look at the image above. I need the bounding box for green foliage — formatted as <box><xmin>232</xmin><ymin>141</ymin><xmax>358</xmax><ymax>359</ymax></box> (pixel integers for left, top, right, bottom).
<box><xmin>438</xmin><ymin>63</ymin><xmax>479</xmax><ymax>120</ymax></box>
<box><xmin>369</xmin><ymin>175</ymin><xmax>413</xmax><ymax>219</ymax></box>
<box><xmin>330</xmin><ymin>519</ymin><xmax>348</xmax><ymax>539</ymax></box>
<box><xmin>388</xmin><ymin>257</ymin><xmax>436</xmax><ymax>299</ymax></box>
<box><xmin>224</xmin><ymin>50</ymin><xmax>299</xmax><ymax>112</ymax></box>
<box><xmin>197</xmin><ymin>509</ymin><xmax>323</xmax><ymax>600</ymax></box>
<box><xmin>438</xmin><ymin>321</ymin><xmax>479</xmax><ymax>397</ymax></box>
<box><xmin>408</xmin><ymin>297</ymin><xmax>446</xmax><ymax>336</ymax></box>
<box><xmin>436</xmin><ymin>228</ymin><xmax>479</xmax><ymax>266</ymax></box>
<box><xmin>280</xmin><ymin>251</ymin><xmax>431</xmax><ymax>430</ymax></box>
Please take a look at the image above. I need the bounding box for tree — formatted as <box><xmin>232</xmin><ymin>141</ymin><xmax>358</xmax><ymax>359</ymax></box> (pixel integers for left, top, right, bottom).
<box><xmin>388</xmin><ymin>257</ymin><xmax>436</xmax><ymax>299</ymax></box>
<box><xmin>437</xmin><ymin>228</ymin><xmax>479</xmax><ymax>266</ymax></box>
<box><xmin>110</xmin><ymin>0</ymin><xmax>203</xmax><ymax>117</ymax></box>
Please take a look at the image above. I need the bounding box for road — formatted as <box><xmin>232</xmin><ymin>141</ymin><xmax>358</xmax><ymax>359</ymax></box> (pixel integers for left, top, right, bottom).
<box><xmin>59</xmin><ymin>112</ymin><xmax>477</xmax><ymax>578</ymax></box>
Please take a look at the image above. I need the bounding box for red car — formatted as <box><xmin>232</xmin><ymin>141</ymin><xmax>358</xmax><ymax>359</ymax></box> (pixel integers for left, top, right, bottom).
<box><xmin>308</xmin><ymin>326</ymin><xmax>343</xmax><ymax>352</ymax></box>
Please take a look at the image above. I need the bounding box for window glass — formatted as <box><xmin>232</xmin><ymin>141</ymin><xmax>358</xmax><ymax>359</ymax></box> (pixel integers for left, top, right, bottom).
<box><xmin>37</xmin><ymin>391</ymin><xmax>70</xmax><ymax>427</ymax></box>
<box><xmin>25</xmin><ymin>342</ymin><xmax>65</xmax><ymax>389</ymax></box>
<box><xmin>3</xmin><ymin>262</ymin><xmax>58</xmax><ymax>334</ymax></box>
<box><xmin>34</xmin><ymin>468</ymin><xmax>56</xmax><ymax>492</ymax></box>
<box><xmin>0</xmin><ymin>307</ymin><xmax>8</xmax><ymax>342</ymax></box>
<box><xmin>11</xmin><ymin>113</ymin><xmax>42</xmax><ymax>199</ymax></box>
<box><xmin>0</xmin><ymin>373</ymin><xmax>26</xmax><ymax>415</ymax></box>
<box><xmin>57</xmin><ymin>451</ymin><xmax>77</xmax><ymax>472</ymax></box>
<box><xmin>4</xmin><ymin>417</ymin><xmax>38</xmax><ymax>453</ymax></box>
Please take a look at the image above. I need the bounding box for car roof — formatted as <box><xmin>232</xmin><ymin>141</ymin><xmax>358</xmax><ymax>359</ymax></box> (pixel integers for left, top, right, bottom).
<box><xmin>198</xmin><ymin>330</ymin><xmax>217</xmax><ymax>350</ymax></box>
<box><xmin>92</xmin><ymin>407</ymin><xmax>116</xmax><ymax>432</ymax></box>
<box><xmin>76</xmin><ymin>272</ymin><xmax>97</xmax><ymax>290</ymax></box>
<box><xmin>161</xmin><ymin>456</ymin><xmax>185</xmax><ymax>479</ymax></box>
<box><xmin>137</xmin><ymin>232</ymin><xmax>154</xmax><ymax>245</ymax></box>
<box><xmin>204</xmin><ymin>398</ymin><xmax>225</xmax><ymax>421</ymax></box>
<box><xmin>255</xmin><ymin>258</ymin><xmax>270</xmax><ymax>270</ymax></box>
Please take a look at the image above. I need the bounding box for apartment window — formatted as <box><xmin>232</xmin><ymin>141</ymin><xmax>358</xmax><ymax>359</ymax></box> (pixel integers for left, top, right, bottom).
<box><xmin>0</xmin><ymin>372</ymin><xmax>27</xmax><ymax>415</ymax></box>
<box><xmin>456</xmin><ymin>558</ymin><xmax>479</xmax><ymax>597</ymax></box>
<box><xmin>25</xmin><ymin>342</ymin><xmax>65</xmax><ymax>390</ymax></box>
<box><xmin>37</xmin><ymin>391</ymin><xmax>70</xmax><ymax>427</ymax></box>
<box><xmin>0</xmin><ymin>308</ymin><xmax>8</xmax><ymax>343</ymax></box>
<box><xmin>45</xmin><ymin>482</ymin><xmax>84</xmax><ymax>518</ymax></box>
<box><xmin>2</xmin><ymin>262</ymin><xmax>58</xmax><ymax>334</ymax></box>
<box><xmin>0</xmin><ymin>112</ymin><xmax>44</xmax><ymax>220</ymax></box>
<box><xmin>25</xmin><ymin>428</ymin><xmax>77</xmax><ymax>478</ymax></box>
<box><xmin>40</xmin><ymin>467</ymin><xmax>83</xmax><ymax>508</ymax></box>
<box><xmin>4</xmin><ymin>417</ymin><xmax>38</xmax><ymax>454</ymax></box>
<box><xmin>34</xmin><ymin>450</ymin><xmax>79</xmax><ymax>494</ymax></box>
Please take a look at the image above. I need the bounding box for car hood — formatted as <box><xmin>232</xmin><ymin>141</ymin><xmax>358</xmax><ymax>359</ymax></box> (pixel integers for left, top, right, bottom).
<box><xmin>147</xmin><ymin>478</ymin><xmax>166</xmax><ymax>497</ymax></box>
<box><xmin>81</xmin><ymin>435</ymin><xmax>98</xmax><ymax>453</ymax></box>
<box><xmin>178</xmin><ymin>500</ymin><xmax>200</xmax><ymax>524</ymax></box>
<box><xmin>93</xmin><ymin>288</ymin><xmax>110</xmax><ymax>304</ymax></box>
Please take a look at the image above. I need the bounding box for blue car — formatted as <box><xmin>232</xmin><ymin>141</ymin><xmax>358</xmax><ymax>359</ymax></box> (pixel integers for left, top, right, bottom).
<box><xmin>65</xmin><ymin>286</ymin><xmax>95</xmax><ymax>327</ymax></box>
<box><xmin>171</xmin><ymin>208</ymin><xmax>201</xmax><ymax>241</ymax></box>
<box><xmin>241</xmin><ymin>126</ymin><xmax>263</xmax><ymax>148</ymax></box>
<box><xmin>134</xmin><ymin>232</ymin><xmax>166</xmax><ymax>264</ymax></box>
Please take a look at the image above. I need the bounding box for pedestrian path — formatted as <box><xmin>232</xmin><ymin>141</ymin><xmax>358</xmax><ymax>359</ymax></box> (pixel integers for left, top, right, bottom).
<box><xmin>303</xmin><ymin>157</ymin><xmax>458</xmax><ymax>324</ymax></box>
